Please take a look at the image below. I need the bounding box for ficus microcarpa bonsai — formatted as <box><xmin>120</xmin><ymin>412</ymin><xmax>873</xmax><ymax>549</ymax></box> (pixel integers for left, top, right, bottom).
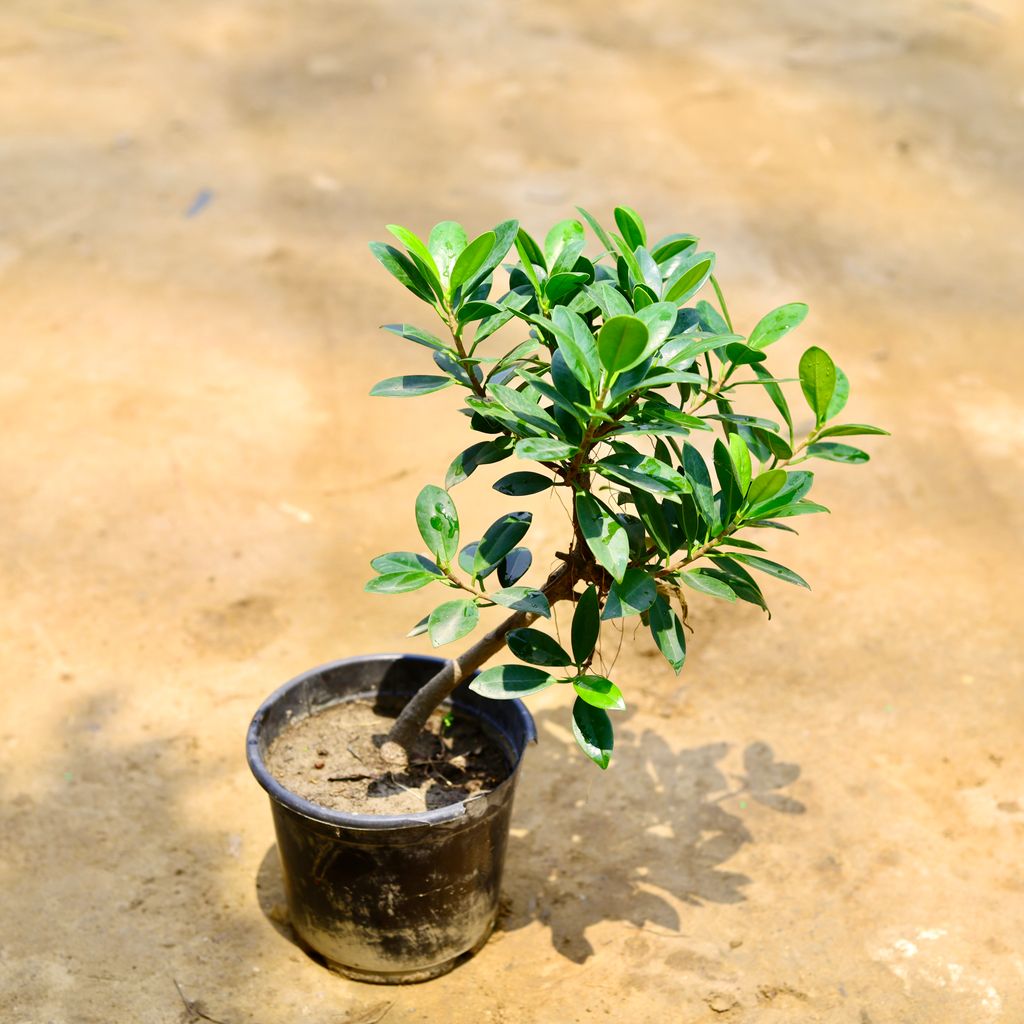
<box><xmin>365</xmin><ymin>207</ymin><xmax>886</xmax><ymax>768</ymax></box>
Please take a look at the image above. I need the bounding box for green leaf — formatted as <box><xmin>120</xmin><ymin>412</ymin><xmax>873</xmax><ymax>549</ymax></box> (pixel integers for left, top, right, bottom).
<box><xmin>681</xmin><ymin>569</ymin><xmax>737</xmax><ymax>601</ymax></box>
<box><xmin>445</xmin><ymin>438</ymin><xmax>512</xmax><ymax>488</ymax></box>
<box><xmin>571</xmin><ymin>585</ymin><xmax>601</xmax><ymax>664</ymax></box>
<box><xmin>636</xmin><ymin>301</ymin><xmax>679</xmax><ymax>350</ymax></box>
<box><xmin>507</xmin><ymin>627</ymin><xmax>573</xmax><ymax>667</ymax></box>
<box><xmin>551</xmin><ymin>307</ymin><xmax>601</xmax><ymax>392</ymax></box>
<box><xmin>652</xmin><ymin>233</ymin><xmax>698</xmax><ymax>264</ymax></box>
<box><xmin>682</xmin><ymin>443</ymin><xmax>716</xmax><ymax>529</ymax></box>
<box><xmin>467</xmin><ymin>219</ymin><xmax>519</xmax><ymax>292</ymax></box>
<box><xmin>381</xmin><ymin>322</ymin><xmax>449</xmax><ymax>352</ymax></box>
<box><xmin>576</xmin><ymin>493</ymin><xmax>630</xmax><ymax>583</ymax></box>
<box><xmin>370</xmin><ymin>551</ymin><xmax>442</xmax><ymax>576</ymax></box>
<box><xmin>613</xmin><ymin>206</ymin><xmax>646</xmax><ymax>249</ymax></box>
<box><xmin>695</xmin><ymin>299</ymin><xmax>729</xmax><ymax>335</ymax></box>
<box><xmin>595</xmin><ymin>452</ymin><xmax>691</xmax><ymax>500</ymax></box>
<box><xmin>474</xmin><ymin>512</ymin><xmax>532</xmax><ymax>575</ymax></box>
<box><xmin>746</xmin><ymin>470</ymin><xmax>813</xmax><ymax>517</ymax></box>
<box><xmin>490</xmin><ymin>586</ymin><xmax>551</xmax><ymax>617</ymax></box>
<box><xmin>370</xmin><ymin>375</ymin><xmax>452</xmax><ymax>398</ymax></box>
<box><xmin>515</xmin><ymin>437</ymin><xmax>577</xmax><ymax>461</ymax></box>
<box><xmin>493</xmin><ymin>471</ymin><xmax>554</xmax><ymax>496</ymax></box>
<box><xmin>664</xmin><ymin>251</ymin><xmax>715</xmax><ymax>303</ymax></box>
<box><xmin>597</xmin><ymin>315</ymin><xmax>650</xmax><ymax>373</ymax></box>
<box><xmin>364</xmin><ymin>571</ymin><xmax>437</xmax><ymax>594</ymax></box>
<box><xmin>470</xmin><ymin>664</ymin><xmax>559</xmax><ymax>700</ymax></box>
<box><xmin>369</xmin><ymin>242</ymin><xmax>438</xmax><ymax>304</ymax></box>
<box><xmin>450</xmin><ymin>230</ymin><xmax>496</xmax><ymax>297</ymax></box>
<box><xmin>544</xmin><ymin>271</ymin><xmax>588</xmax><ymax>304</ymax></box>
<box><xmin>576</xmin><ymin>206</ymin><xmax>615</xmax><ymax>252</ymax></box>
<box><xmin>728</xmin><ymin>433</ymin><xmax>752</xmax><ymax>493</ymax></box>
<box><xmin>807</xmin><ymin>442</ymin><xmax>870</xmax><ymax>464</ymax></box>
<box><xmin>799</xmin><ymin>346</ymin><xmax>837</xmax><ymax>424</ymax></box>
<box><xmin>729</xmin><ymin>554</ymin><xmax>810</xmax><ymax>589</ymax></box>
<box><xmin>385</xmin><ymin>224</ymin><xmax>441</xmax><ymax>279</ymax></box>
<box><xmin>573</xmin><ymin>675</ymin><xmax>625</xmax><ymax>711</ymax></box>
<box><xmin>407</xmin><ymin>615</ymin><xmax>430</xmax><ymax>638</ymax></box>
<box><xmin>713</xmin><ymin>439</ymin><xmax>744</xmax><ymax>525</ymax></box>
<box><xmin>744</xmin><ymin>469</ymin><xmax>787</xmax><ymax>508</ymax></box>
<box><xmin>815</xmin><ymin>423</ymin><xmax>889</xmax><ymax>439</ymax></box>
<box><xmin>572</xmin><ymin>698</ymin><xmax>613</xmax><ymax>769</ymax></box>
<box><xmin>428</xmin><ymin>599</ymin><xmax>479</xmax><ymax>647</ymax></box>
<box><xmin>490</xmin><ymin>383</ymin><xmax>563</xmax><ymax>435</ymax></box>
<box><xmin>648</xmin><ymin>596</ymin><xmax>686</xmax><ymax>674</ymax></box>
<box><xmin>632</xmin><ymin>488</ymin><xmax>673</xmax><ymax>556</ymax></box>
<box><xmin>544</xmin><ymin>219</ymin><xmax>585</xmax><ymax>269</ymax></box>
<box><xmin>415</xmin><ymin>485</ymin><xmax>460</xmax><ymax>565</ymax></box>
<box><xmin>601</xmin><ymin>568</ymin><xmax>657</xmax><ymax>619</ymax></box>
<box><xmin>826</xmin><ymin>366</ymin><xmax>850</xmax><ymax>420</ymax></box>
<box><xmin>766</xmin><ymin>500</ymin><xmax>830</xmax><ymax>518</ymax></box>
<box><xmin>428</xmin><ymin>221</ymin><xmax>468</xmax><ymax>288</ymax></box>
<box><xmin>497</xmin><ymin>547</ymin><xmax>532</xmax><ymax>587</ymax></box>
<box><xmin>748</xmin><ymin>302</ymin><xmax>809</xmax><ymax>351</ymax></box>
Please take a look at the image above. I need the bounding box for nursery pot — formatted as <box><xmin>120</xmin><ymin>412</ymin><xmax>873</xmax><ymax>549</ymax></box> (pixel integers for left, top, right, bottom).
<box><xmin>246</xmin><ymin>654</ymin><xmax>535</xmax><ymax>983</ymax></box>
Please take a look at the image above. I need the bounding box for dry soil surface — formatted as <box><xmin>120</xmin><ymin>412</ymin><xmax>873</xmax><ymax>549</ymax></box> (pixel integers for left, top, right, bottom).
<box><xmin>2</xmin><ymin>1</ymin><xmax>1023</xmax><ymax>1022</ymax></box>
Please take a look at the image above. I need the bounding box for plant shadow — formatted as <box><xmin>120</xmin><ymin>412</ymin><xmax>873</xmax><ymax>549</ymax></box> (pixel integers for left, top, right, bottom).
<box><xmin>495</xmin><ymin>707</ymin><xmax>805</xmax><ymax>962</ymax></box>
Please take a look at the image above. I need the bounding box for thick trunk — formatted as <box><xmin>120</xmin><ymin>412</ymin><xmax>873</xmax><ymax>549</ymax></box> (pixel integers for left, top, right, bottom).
<box><xmin>385</xmin><ymin>563</ymin><xmax>574</xmax><ymax>750</ymax></box>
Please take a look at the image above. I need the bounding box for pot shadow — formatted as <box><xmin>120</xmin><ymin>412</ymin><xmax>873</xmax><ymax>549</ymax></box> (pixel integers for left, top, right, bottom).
<box><xmin>251</xmin><ymin>705</ymin><xmax>806</xmax><ymax>965</ymax></box>
<box><xmin>495</xmin><ymin>707</ymin><xmax>806</xmax><ymax>962</ymax></box>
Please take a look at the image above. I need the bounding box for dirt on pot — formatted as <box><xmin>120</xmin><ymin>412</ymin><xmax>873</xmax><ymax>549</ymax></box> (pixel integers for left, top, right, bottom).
<box><xmin>264</xmin><ymin>701</ymin><xmax>508</xmax><ymax>815</ymax></box>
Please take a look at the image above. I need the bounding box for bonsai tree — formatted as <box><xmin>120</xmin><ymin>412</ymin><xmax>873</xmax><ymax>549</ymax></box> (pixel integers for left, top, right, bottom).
<box><xmin>365</xmin><ymin>207</ymin><xmax>885</xmax><ymax>769</ymax></box>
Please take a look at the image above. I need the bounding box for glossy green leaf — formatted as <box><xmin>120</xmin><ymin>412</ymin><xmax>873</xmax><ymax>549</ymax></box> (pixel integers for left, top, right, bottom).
<box><xmin>664</xmin><ymin>251</ymin><xmax>715</xmax><ymax>304</ymax></box>
<box><xmin>428</xmin><ymin>599</ymin><xmax>479</xmax><ymax>647</ymax></box>
<box><xmin>572</xmin><ymin>698</ymin><xmax>613</xmax><ymax>769</ymax></box>
<box><xmin>428</xmin><ymin>221</ymin><xmax>468</xmax><ymax>287</ymax></box>
<box><xmin>515</xmin><ymin>437</ymin><xmax>577</xmax><ymax>461</ymax></box>
<box><xmin>571</xmin><ymin>585</ymin><xmax>601</xmax><ymax>664</ymax></box>
<box><xmin>497</xmin><ymin>547</ymin><xmax>532</xmax><ymax>587</ymax></box>
<box><xmin>381</xmin><ymin>322</ymin><xmax>449</xmax><ymax>352</ymax></box>
<box><xmin>632</xmin><ymin>488</ymin><xmax>673</xmax><ymax>556</ymax></box>
<box><xmin>744</xmin><ymin>469</ymin><xmax>787</xmax><ymax>508</ymax></box>
<box><xmin>682</xmin><ymin>442</ymin><xmax>716</xmax><ymax>529</ymax></box>
<box><xmin>415</xmin><ymin>485</ymin><xmax>460</xmax><ymax>565</ymax></box>
<box><xmin>799</xmin><ymin>346</ymin><xmax>837</xmax><ymax>424</ymax></box>
<box><xmin>490</xmin><ymin>587</ymin><xmax>551</xmax><ymax>617</ymax></box>
<box><xmin>648</xmin><ymin>595</ymin><xmax>686</xmax><ymax>674</ymax></box>
<box><xmin>613</xmin><ymin>206</ymin><xmax>646</xmax><ymax>250</ymax></box>
<box><xmin>815</xmin><ymin>423</ymin><xmax>889</xmax><ymax>439</ymax></box>
<box><xmin>551</xmin><ymin>307</ymin><xmax>601</xmax><ymax>392</ymax></box>
<box><xmin>364</xmin><ymin>571</ymin><xmax>438</xmax><ymax>594</ymax></box>
<box><xmin>695</xmin><ymin>299</ymin><xmax>729</xmax><ymax>335</ymax></box>
<box><xmin>597</xmin><ymin>315</ymin><xmax>650</xmax><ymax>373</ymax></box>
<box><xmin>728</xmin><ymin>433</ymin><xmax>752</xmax><ymax>493</ymax></box>
<box><xmin>450</xmin><ymin>231</ymin><xmax>496</xmax><ymax>296</ymax></box>
<box><xmin>729</xmin><ymin>554</ymin><xmax>810</xmax><ymax>589</ymax></box>
<box><xmin>574</xmin><ymin>675</ymin><xmax>625</xmax><ymax>711</ymax></box>
<box><xmin>474</xmin><ymin>512</ymin><xmax>532</xmax><ymax>576</ymax></box>
<box><xmin>507</xmin><ymin>627</ymin><xmax>573</xmax><ymax>667</ymax></box>
<box><xmin>385</xmin><ymin>224</ymin><xmax>440</xmax><ymax>279</ymax></box>
<box><xmin>681</xmin><ymin>569</ymin><xmax>737</xmax><ymax>601</ymax></box>
<box><xmin>602</xmin><ymin>568</ymin><xmax>657</xmax><ymax>619</ymax></box>
<box><xmin>576</xmin><ymin>206</ymin><xmax>615</xmax><ymax>252</ymax></box>
<box><xmin>470</xmin><ymin>664</ymin><xmax>559</xmax><ymax>700</ymax></box>
<box><xmin>713</xmin><ymin>439</ymin><xmax>744</xmax><ymax>524</ymax></box>
<box><xmin>490</xmin><ymin>383</ymin><xmax>563</xmax><ymax>436</ymax></box>
<box><xmin>595</xmin><ymin>452</ymin><xmax>690</xmax><ymax>500</ymax></box>
<box><xmin>807</xmin><ymin>442</ymin><xmax>870</xmax><ymax>464</ymax></box>
<box><xmin>748</xmin><ymin>302</ymin><xmax>808</xmax><ymax>351</ymax></box>
<box><xmin>826</xmin><ymin>366</ymin><xmax>850</xmax><ymax>420</ymax></box>
<box><xmin>370</xmin><ymin>551</ymin><xmax>442</xmax><ymax>576</ymax></box>
<box><xmin>544</xmin><ymin>219</ymin><xmax>585</xmax><ymax>269</ymax></box>
<box><xmin>369</xmin><ymin>242</ymin><xmax>437</xmax><ymax>304</ymax></box>
<box><xmin>445</xmin><ymin>438</ymin><xmax>512</xmax><ymax>489</ymax></box>
<box><xmin>751</xmin><ymin>364</ymin><xmax>794</xmax><ymax>438</ymax></box>
<box><xmin>493</xmin><ymin>471</ymin><xmax>554</xmax><ymax>496</ymax></box>
<box><xmin>765</xmin><ymin>500</ymin><xmax>830</xmax><ymax>518</ymax></box>
<box><xmin>370</xmin><ymin>375</ymin><xmax>452</xmax><ymax>398</ymax></box>
<box><xmin>576</xmin><ymin>493</ymin><xmax>630</xmax><ymax>583</ymax></box>
<box><xmin>544</xmin><ymin>271</ymin><xmax>588</xmax><ymax>304</ymax></box>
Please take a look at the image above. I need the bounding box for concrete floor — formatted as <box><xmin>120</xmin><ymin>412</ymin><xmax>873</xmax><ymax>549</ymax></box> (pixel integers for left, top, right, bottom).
<box><xmin>1</xmin><ymin>1</ymin><xmax>1023</xmax><ymax>1021</ymax></box>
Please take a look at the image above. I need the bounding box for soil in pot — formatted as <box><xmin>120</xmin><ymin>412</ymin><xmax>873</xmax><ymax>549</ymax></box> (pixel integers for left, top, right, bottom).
<box><xmin>264</xmin><ymin>700</ymin><xmax>508</xmax><ymax>816</ymax></box>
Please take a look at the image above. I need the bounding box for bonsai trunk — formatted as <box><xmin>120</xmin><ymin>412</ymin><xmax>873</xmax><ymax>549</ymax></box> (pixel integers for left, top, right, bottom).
<box><xmin>386</xmin><ymin>562</ymin><xmax>577</xmax><ymax>750</ymax></box>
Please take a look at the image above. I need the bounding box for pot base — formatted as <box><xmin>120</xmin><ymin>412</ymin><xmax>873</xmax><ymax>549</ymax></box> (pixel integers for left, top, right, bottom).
<box><xmin>320</xmin><ymin>915</ymin><xmax>497</xmax><ymax>984</ymax></box>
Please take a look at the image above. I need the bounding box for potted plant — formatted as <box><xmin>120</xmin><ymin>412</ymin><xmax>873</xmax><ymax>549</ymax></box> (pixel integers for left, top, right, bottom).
<box><xmin>247</xmin><ymin>206</ymin><xmax>885</xmax><ymax>983</ymax></box>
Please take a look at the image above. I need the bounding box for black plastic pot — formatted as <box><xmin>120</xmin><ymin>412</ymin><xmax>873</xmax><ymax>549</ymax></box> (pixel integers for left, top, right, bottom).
<box><xmin>246</xmin><ymin>654</ymin><xmax>535</xmax><ymax>983</ymax></box>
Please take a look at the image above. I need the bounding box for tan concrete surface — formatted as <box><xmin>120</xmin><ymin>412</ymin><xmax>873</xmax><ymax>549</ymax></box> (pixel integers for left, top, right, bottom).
<box><xmin>1</xmin><ymin>1</ymin><xmax>1023</xmax><ymax>1021</ymax></box>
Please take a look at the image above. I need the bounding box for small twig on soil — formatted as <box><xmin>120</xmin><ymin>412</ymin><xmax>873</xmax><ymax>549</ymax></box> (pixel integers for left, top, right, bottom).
<box><xmin>173</xmin><ymin>978</ymin><xmax>230</xmax><ymax>1024</ymax></box>
<box><xmin>346</xmin><ymin>743</ymin><xmax>364</xmax><ymax>763</ymax></box>
<box><xmin>327</xmin><ymin>772</ymin><xmax>376</xmax><ymax>782</ymax></box>
<box><xmin>346</xmin><ymin>1002</ymin><xmax>394</xmax><ymax>1024</ymax></box>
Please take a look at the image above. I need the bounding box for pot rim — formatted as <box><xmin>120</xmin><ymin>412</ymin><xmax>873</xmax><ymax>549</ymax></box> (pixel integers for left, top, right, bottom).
<box><xmin>246</xmin><ymin>653</ymin><xmax>536</xmax><ymax>831</ymax></box>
